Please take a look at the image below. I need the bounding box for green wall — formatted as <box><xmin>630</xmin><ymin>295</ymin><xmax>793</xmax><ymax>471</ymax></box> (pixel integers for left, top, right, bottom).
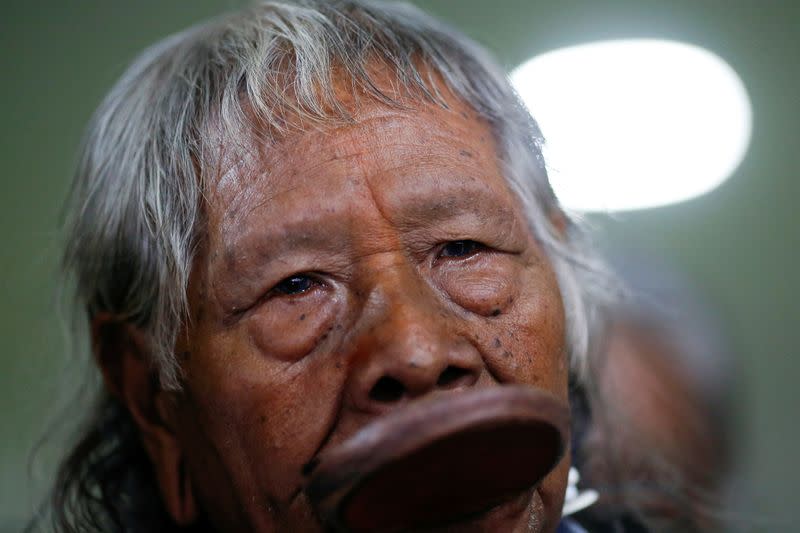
<box><xmin>1</xmin><ymin>1</ymin><xmax>797</xmax><ymax>530</ymax></box>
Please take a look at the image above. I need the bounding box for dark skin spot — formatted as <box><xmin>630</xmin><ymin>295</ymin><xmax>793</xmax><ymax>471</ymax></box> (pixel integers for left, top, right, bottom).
<box><xmin>319</xmin><ymin>325</ymin><xmax>335</xmax><ymax>343</ymax></box>
<box><xmin>181</xmin><ymin>351</ymin><xmax>191</xmax><ymax>362</ymax></box>
<box><xmin>494</xmin><ymin>338</ymin><xmax>502</xmax><ymax>348</ymax></box>
<box><xmin>459</xmin><ymin>149</ymin><xmax>473</xmax><ymax>158</ymax></box>
<box><xmin>503</xmin><ymin>350</ymin><xmax>513</xmax><ymax>358</ymax></box>
<box><xmin>299</xmin><ymin>314</ymin><xmax>306</xmax><ymax>321</ymax></box>
<box><xmin>259</xmin><ymin>414</ymin><xmax>267</xmax><ymax>424</ymax></box>
<box><xmin>301</xmin><ymin>457</ymin><xmax>320</xmax><ymax>476</ymax></box>
<box><xmin>491</xmin><ymin>309</ymin><xmax>501</xmax><ymax>317</ymax></box>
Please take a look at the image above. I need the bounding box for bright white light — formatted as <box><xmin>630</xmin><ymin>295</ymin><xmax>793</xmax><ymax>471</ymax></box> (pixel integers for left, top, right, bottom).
<box><xmin>511</xmin><ymin>39</ymin><xmax>752</xmax><ymax>211</ymax></box>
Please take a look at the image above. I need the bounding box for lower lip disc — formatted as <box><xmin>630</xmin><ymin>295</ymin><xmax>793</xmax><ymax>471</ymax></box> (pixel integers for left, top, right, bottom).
<box><xmin>304</xmin><ymin>385</ymin><xmax>570</xmax><ymax>532</ymax></box>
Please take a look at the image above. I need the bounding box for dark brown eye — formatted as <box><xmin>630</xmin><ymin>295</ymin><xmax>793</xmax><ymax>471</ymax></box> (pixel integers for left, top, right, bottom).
<box><xmin>439</xmin><ymin>240</ymin><xmax>483</xmax><ymax>259</ymax></box>
<box><xmin>273</xmin><ymin>275</ymin><xmax>315</xmax><ymax>296</ymax></box>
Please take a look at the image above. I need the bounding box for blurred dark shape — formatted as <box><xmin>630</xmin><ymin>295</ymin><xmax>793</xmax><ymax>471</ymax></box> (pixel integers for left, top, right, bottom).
<box><xmin>574</xmin><ymin>252</ymin><xmax>738</xmax><ymax>532</ymax></box>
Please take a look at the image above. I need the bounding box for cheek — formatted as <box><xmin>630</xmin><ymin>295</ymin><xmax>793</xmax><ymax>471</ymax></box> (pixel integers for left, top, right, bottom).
<box><xmin>181</xmin><ymin>349</ymin><xmax>349</xmax><ymax>510</ymax></box>
<box><xmin>506</xmin><ymin>276</ymin><xmax>567</xmax><ymax>388</ymax></box>
<box><xmin>179</xmin><ymin>313</ymin><xmax>351</xmax><ymax>508</ymax></box>
<box><xmin>465</xmin><ymin>263</ymin><xmax>566</xmax><ymax>393</ymax></box>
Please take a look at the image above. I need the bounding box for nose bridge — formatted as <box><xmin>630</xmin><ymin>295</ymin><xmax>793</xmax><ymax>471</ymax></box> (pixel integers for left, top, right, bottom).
<box><xmin>371</xmin><ymin>291</ymin><xmax>447</xmax><ymax>384</ymax></box>
<box><xmin>348</xmin><ymin>260</ymin><xmax>482</xmax><ymax>411</ymax></box>
<box><xmin>370</xmin><ymin>265</ymin><xmax>444</xmax><ymax>361</ymax></box>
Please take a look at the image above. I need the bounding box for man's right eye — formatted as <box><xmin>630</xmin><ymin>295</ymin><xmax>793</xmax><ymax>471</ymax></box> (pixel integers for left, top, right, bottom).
<box><xmin>272</xmin><ymin>275</ymin><xmax>315</xmax><ymax>296</ymax></box>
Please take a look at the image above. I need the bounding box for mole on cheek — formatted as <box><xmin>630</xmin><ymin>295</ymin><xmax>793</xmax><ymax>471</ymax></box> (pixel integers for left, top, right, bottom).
<box><xmin>490</xmin><ymin>338</ymin><xmax>514</xmax><ymax>359</ymax></box>
<box><xmin>318</xmin><ymin>323</ymin><xmax>336</xmax><ymax>343</ymax></box>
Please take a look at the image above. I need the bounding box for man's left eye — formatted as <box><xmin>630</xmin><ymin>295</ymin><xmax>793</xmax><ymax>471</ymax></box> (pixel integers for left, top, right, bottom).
<box><xmin>439</xmin><ymin>240</ymin><xmax>484</xmax><ymax>259</ymax></box>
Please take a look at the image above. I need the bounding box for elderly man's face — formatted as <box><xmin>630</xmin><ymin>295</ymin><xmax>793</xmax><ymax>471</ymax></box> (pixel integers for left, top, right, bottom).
<box><xmin>169</xmin><ymin>85</ymin><xmax>569</xmax><ymax>531</ymax></box>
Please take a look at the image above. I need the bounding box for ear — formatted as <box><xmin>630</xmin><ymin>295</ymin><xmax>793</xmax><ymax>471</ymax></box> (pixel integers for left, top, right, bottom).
<box><xmin>92</xmin><ymin>315</ymin><xmax>197</xmax><ymax>526</ymax></box>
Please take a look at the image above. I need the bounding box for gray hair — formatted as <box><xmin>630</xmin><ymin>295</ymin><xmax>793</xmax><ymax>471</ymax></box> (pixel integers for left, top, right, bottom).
<box><xmin>63</xmin><ymin>0</ymin><xmax>610</xmax><ymax>390</ymax></box>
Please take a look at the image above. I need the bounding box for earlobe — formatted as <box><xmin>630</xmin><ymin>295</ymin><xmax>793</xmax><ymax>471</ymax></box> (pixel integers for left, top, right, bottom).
<box><xmin>91</xmin><ymin>315</ymin><xmax>198</xmax><ymax>526</ymax></box>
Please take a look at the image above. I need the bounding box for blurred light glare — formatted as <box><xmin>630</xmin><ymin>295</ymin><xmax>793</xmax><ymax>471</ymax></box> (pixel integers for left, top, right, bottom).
<box><xmin>510</xmin><ymin>39</ymin><xmax>752</xmax><ymax>211</ymax></box>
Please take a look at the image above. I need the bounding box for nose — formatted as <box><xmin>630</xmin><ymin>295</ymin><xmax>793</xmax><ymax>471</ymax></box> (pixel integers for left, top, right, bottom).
<box><xmin>347</xmin><ymin>283</ymin><xmax>483</xmax><ymax>414</ymax></box>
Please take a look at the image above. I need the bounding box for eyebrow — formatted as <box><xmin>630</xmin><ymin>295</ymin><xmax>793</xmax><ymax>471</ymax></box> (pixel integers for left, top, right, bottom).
<box><xmin>220</xmin><ymin>213</ymin><xmax>353</xmax><ymax>276</ymax></box>
<box><xmin>389</xmin><ymin>185</ymin><xmax>519</xmax><ymax>231</ymax></box>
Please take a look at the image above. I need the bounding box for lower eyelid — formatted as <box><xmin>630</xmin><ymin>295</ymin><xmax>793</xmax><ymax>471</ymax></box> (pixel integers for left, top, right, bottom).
<box><xmin>223</xmin><ymin>279</ymin><xmax>327</xmax><ymax>326</ymax></box>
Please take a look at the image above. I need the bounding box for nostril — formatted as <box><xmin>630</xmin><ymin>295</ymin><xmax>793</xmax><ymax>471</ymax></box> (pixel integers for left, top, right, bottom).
<box><xmin>436</xmin><ymin>365</ymin><xmax>473</xmax><ymax>389</ymax></box>
<box><xmin>369</xmin><ymin>376</ymin><xmax>406</xmax><ymax>403</ymax></box>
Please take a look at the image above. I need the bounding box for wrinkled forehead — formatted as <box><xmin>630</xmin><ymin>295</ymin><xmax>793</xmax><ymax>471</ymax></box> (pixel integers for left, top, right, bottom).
<box><xmin>198</xmin><ymin>71</ymin><xmax>510</xmax><ymax>238</ymax></box>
